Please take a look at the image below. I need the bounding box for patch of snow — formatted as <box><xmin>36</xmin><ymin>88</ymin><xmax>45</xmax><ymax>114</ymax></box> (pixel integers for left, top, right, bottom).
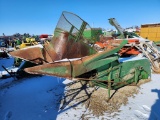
<box><xmin>0</xmin><ymin>57</ymin><xmax>15</xmax><ymax>71</ymax></box>
<box><xmin>0</xmin><ymin>57</ymin><xmax>160</xmax><ymax>120</ymax></box>
<box><xmin>119</xmin><ymin>54</ymin><xmax>147</xmax><ymax>63</ymax></box>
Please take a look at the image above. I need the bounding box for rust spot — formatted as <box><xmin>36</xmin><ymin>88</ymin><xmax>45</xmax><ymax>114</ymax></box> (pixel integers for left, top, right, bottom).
<box><xmin>10</xmin><ymin>47</ymin><xmax>45</xmax><ymax>64</ymax></box>
<box><xmin>10</xmin><ymin>31</ymin><xmax>96</xmax><ymax>64</ymax></box>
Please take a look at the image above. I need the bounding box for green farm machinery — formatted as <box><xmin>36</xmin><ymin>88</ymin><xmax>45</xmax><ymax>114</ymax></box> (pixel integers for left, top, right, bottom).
<box><xmin>10</xmin><ymin>11</ymin><xmax>151</xmax><ymax>99</ymax></box>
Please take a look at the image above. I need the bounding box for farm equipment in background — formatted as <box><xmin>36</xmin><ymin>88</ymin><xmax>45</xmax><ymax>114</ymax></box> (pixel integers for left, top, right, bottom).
<box><xmin>9</xmin><ymin>11</ymin><xmax>151</xmax><ymax>99</ymax></box>
<box><xmin>18</xmin><ymin>37</ymin><xmax>39</xmax><ymax>49</ymax></box>
<box><xmin>39</xmin><ymin>34</ymin><xmax>52</xmax><ymax>43</ymax></box>
<box><xmin>105</xmin><ymin>18</ymin><xmax>160</xmax><ymax>73</ymax></box>
<box><xmin>108</xmin><ymin>18</ymin><xmax>140</xmax><ymax>39</ymax></box>
<box><xmin>140</xmin><ymin>23</ymin><xmax>160</xmax><ymax>43</ymax></box>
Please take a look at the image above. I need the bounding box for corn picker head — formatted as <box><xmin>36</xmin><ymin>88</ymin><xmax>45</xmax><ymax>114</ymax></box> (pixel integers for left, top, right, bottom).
<box><xmin>24</xmin><ymin>39</ymin><xmax>151</xmax><ymax>98</ymax></box>
<box><xmin>9</xmin><ymin>11</ymin><xmax>152</xmax><ymax>99</ymax></box>
<box><xmin>10</xmin><ymin>11</ymin><xmax>97</xmax><ymax>64</ymax></box>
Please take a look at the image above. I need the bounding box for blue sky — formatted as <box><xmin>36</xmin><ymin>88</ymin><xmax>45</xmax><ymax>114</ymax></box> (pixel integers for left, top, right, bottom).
<box><xmin>0</xmin><ymin>0</ymin><xmax>160</xmax><ymax>35</ymax></box>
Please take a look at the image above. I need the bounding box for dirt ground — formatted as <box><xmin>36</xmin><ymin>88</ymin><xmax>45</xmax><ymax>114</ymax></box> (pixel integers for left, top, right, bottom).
<box><xmin>60</xmin><ymin>79</ymin><xmax>151</xmax><ymax>117</ymax></box>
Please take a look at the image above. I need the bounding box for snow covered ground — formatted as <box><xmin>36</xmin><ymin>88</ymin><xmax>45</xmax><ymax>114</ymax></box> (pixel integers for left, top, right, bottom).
<box><xmin>0</xmin><ymin>57</ymin><xmax>160</xmax><ymax>120</ymax></box>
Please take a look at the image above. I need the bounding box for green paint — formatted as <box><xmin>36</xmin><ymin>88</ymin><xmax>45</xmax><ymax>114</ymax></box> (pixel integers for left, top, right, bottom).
<box><xmin>83</xmin><ymin>28</ymin><xmax>103</xmax><ymax>43</ymax></box>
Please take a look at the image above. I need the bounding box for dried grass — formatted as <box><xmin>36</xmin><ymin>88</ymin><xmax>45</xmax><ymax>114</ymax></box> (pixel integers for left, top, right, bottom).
<box><xmin>61</xmin><ymin>79</ymin><xmax>151</xmax><ymax>117</ymax></box>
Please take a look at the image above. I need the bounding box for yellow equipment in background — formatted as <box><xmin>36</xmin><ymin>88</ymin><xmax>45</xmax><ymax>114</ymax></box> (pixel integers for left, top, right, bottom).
<box><xmin>20</xmin><ymin>37</ymin><xmax>38</xmax><ymax>49</ymax></box>
<box><xmin>140</xmin><ymin>23</ymin><xmax>160</xmax><ymax>42</ymax></box>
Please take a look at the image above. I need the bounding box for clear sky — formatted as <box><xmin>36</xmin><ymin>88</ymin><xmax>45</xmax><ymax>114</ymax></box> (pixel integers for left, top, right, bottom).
<box><xmin>0</xmin><ymin>0</ymin><xmax>160</xmax><ymax>35</ymax></box>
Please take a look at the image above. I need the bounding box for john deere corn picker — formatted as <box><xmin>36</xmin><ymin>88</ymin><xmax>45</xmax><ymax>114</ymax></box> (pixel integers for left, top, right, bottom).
<box><xmin>10</xmin><ymin>11</ymin><xmax>151</xmax><ymax>99</ymax></box>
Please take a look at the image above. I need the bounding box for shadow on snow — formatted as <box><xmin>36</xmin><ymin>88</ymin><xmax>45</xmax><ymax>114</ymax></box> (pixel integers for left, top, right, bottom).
<box><xmin>148</xmin><ymin>89</ymin><xmax>160</xmax><ymax>120</ymax></box>
<box><xmin>0</xmin><ymin>75</ymin><xmax>65</xmax><ymax>120</ymax></box>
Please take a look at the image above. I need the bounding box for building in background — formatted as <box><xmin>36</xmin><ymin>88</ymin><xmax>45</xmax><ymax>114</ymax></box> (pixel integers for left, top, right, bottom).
<box><xmin>140</xmin><ymin>23</ymin><xmax>160</xmax><ymax>42</ymax></box>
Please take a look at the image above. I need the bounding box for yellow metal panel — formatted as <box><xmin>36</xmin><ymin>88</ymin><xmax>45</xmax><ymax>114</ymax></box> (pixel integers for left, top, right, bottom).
<box><xmin>157</xmin><ymin>27</ymin><xmax>160</xmax><ymax>32</ymax></box>
<box><xmin>155</xmin><ymin>37</ymin><xmax>160</xmax><ymax>41</ymax></box>
<box><xmin>148</xmin><ymin>33</ymin><xmax>157</xmax><ymax>37</ymax></box>
<box><xmin>148</xmin><ymin>27</ymin><xmax>158</xmax><ymax>32</ymax></box>
<box><xmin>140</xmin><ymin>28</ymin><xmax>148</xmax><ymax>33</ymax></box>
<box><xmin>148</xmin><ymin>37</ymin><xmax>156</xmax><ymax>41</ymax></box>
<box><xmin>157</xmin><ymin>33</ymin><xmax>160</xmax><ymax>37</ymax></box>
<box><xmin>140</xmin><ymin>33</ymin><xmax>148</xmax><ymax>38</ymax></box>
